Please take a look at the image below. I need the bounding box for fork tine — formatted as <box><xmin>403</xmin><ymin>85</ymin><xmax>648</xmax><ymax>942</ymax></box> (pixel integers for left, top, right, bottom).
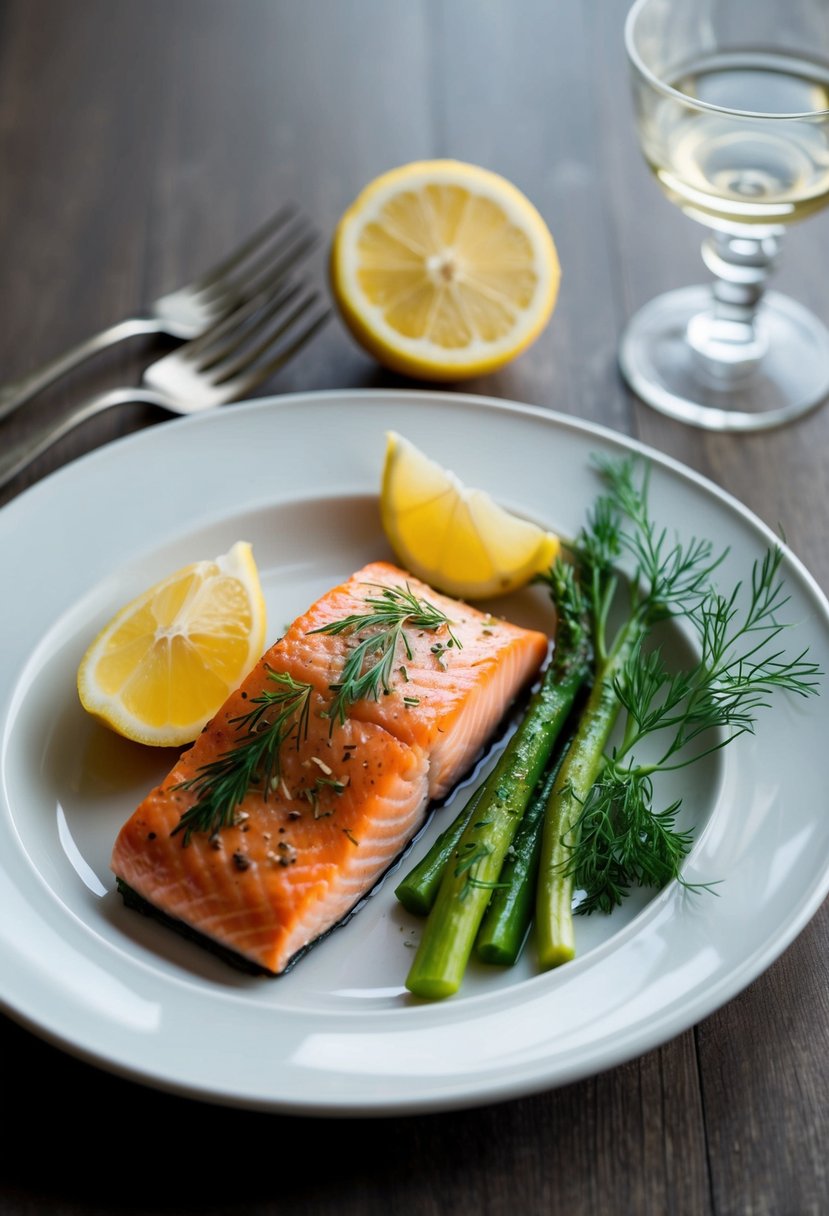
<box><xmin>211</xmin><ymin>291</ymin><xmax>322</xmax><ymax>383</ymax></box>
<box><xmin>192</xmin><ymin>284</ymin><xmax>307</xmax><ymax>373</ymax></box>
<box><xmin>228</xmin><ymin>307</ymin><xmax>333</xmax><ymax>399</ymax></box>
<box><xmin>193</xmin><ymin>204</ymin><xmax>299</xmax><ymax>291</ymax></box>
<box><xmin>209</xmin><ymin>221</ymin><xmax>321</xmax><ymax>305</ymax></box>
<box><xmin>185</xmin><ymin>279</ymin><xmax>302</xmax><ymax>364</ymax></box>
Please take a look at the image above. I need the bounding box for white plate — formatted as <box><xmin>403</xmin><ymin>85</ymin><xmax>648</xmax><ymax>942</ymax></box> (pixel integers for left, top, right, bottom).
<box><xmin>1</xmin><ymin>389</ymin><xmax>827</xmax><ymax>1116</ymax></box>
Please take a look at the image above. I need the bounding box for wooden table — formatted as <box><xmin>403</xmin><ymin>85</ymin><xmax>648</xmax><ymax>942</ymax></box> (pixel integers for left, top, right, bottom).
<box><xmin>1</xmin><ymin>2</ymin><xmax>827</xmax><ymax>1212</ymax></box>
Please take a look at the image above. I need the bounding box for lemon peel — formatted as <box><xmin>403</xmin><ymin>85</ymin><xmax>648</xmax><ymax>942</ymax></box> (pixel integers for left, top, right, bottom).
<box><xmin>77</xmin><ymin>541</ymin><xmax>267</xmax><ymax>746</ymax></box>
<box><xmin>380</xmin><ymin>431</ymin><xmax>560</xmax><ymax>600</ymax></box>
<box><xmin>331</xmin><ymin>159</ymin><xmax>560</xmax><ymax>380</ymax></box>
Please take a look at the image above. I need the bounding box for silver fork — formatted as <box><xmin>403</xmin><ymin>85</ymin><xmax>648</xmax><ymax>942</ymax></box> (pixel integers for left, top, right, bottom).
<box><xmin>0</xmin><ymin>204</ymin><xmax>319</xmax><ymax>423</ymax></box>
<box><xmin>0</xmin><ymin>278</ymin><xmax>331</xmax><ymax>492</ymax></box>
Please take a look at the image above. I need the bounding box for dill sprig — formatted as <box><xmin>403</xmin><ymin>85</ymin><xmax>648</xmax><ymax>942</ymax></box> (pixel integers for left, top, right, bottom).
<box><xmin>588</xmin><ymin>454</ymin><xmax>725</xmax><ymax>641</ymax></box>
<box><xmin>565</xmin><ymin>770</ymin><xmax>703</xmax><ymax>914</ymax></box>
<box><xmin>171</xmin><ymin>669</ymin><xmax>313</xmax><ymax>844</ymax></box>
<box><xmin>535</xmin><ymin>551</ymin><xmax>592</xmax><ymax>673</ymax></box>
<box><xmin>309</xmin><ymin>582</ymin><xmax>462</xmax><ymax>726</ymax></box>
<box><xmin>559</xmin><ymin>467</ymin><xmax>822</xmax><ymax>916</ymax></box>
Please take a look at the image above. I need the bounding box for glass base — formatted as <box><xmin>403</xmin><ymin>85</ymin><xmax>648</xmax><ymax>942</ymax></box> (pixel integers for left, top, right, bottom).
<box><xmin>619</xmin><ymin>286</ymin><xmax>829</xmax><ymax>432</ymax></box>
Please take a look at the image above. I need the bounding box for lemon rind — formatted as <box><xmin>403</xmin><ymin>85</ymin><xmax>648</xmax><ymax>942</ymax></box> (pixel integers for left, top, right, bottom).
<box><xmin>381</xmin><ymin>431</ymin><xmax>560</xmax><ymax>600</ymax></box>
<box><xmin>76</xmin><ymin>541</ymin><xmax>267</xmax><ymax>747</ymax></box>
<box><xmin>331</xmin><ymin>160</ymin><xmax>561</xmax><ymax>380</ymax></box>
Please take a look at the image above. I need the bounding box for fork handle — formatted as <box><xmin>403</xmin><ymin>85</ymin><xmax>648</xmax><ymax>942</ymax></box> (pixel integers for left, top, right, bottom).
<box><xmin>0</xmin><ymin>387</ymin><xmax>168</xmax><ymax>492</ymax></box>
<box><xmin>0</xmin><ymin>317</ymin><xmax>165</xmax><ymax>423</ymax></box>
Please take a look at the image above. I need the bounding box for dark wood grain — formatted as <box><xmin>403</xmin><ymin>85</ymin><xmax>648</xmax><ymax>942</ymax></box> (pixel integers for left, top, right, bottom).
<box><xmin>0</xmin><ymin>3</ymin><xmax>827</xmax><ymax>1215</ymax></box>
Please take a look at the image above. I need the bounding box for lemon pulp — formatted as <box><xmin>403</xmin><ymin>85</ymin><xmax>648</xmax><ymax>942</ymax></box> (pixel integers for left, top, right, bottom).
<box><xmin>331</xmin><ymin>159</ymin><xmax>560</xmax><ymax>380</ymax></box>
<box><xmin>77</xmin><ymin>541</ymin><xmax>267</xmax><ymax>746</ymax></box>
<box><xmin>380</xmin><ymin>431</ymin><xmax>560</xmax><ymax>600</ymax></box>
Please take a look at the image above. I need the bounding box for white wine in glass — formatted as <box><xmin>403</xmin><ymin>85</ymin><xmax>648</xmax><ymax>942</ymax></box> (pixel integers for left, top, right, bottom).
<box><xmin>620</xmin><ymin>0</ymin><xmax>829</xmax><ymax>431</ymax></box>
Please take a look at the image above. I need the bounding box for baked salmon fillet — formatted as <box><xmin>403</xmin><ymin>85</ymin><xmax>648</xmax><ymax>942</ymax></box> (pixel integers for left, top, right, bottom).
<box><xmin>111</xmin><ymin>561</ymin><xmax>549</xmax><ymax>975</ymax></box>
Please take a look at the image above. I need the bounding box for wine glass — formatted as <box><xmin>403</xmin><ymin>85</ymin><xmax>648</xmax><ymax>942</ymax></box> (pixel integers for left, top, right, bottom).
<box><xmin>620</xmin><ymin>0</ymin><xmax>829</xmax><ymax>432</ymax></box>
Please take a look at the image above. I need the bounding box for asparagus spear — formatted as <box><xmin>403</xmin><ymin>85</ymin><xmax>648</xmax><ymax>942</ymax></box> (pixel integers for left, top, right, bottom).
<box><xmin>534</xmin><ymin>626</ymin><xmax>639</xmax><ymax>967</ymax></box>
<box><xmin>534</xmin><ymin>456</ymin><xmax>819</xmax><ymax>969</ymax></box>
<box><xmin>404</xmin><ymin>563</ymin><xmax>592</xmax><ymax>999</ymax></box>
<box><xmin>534</xmin><ymin>458</ymin><xmax>720</xmax><ymax>968</ymax></box>
<box><xmin>474</xmin><ymin>728</ymin><xmax>574</xmax><ymax>967</ymax></box>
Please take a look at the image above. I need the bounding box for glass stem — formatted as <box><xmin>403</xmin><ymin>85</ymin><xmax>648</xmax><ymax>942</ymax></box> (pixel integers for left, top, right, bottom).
<box><xmin>686</xmin><ymin>229</ymin><xmax>783</xmax><ymax>383</ymax></box>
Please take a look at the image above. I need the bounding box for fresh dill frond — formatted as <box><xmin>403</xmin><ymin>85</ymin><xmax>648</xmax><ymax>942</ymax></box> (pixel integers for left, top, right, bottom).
<box><xmin>171</xmin><ymin>669</ymin><xmax>313</xmax><ymax>844</ymax></box>
<box><xmin>535</xmin><ymin>554</ymin><xmax>592</xmax><ymax>671</ymax></box>
<box><xmin>565</xmin><ymin>771</ymin><xmax>694</xmax><ymax>914</ymax></box>
<box><xmin>452</xmin><ymin>840</ymin><xmax>509</xmax><ymax>900</ymax></box>
<box><xmin>557</xmin><ymin>462</ymin><xmax>823</xmax><ymax>915</ymax></box>
<box><xmin>613</xmin><ymin>545</ymin><xmax>822</xmax><ymax>775</ymax></box>
<box><xmin>591</xmin><ymin>453</ymin><xmax>725</xmax><ymax>625</ymax></box>
<box><xmin>308</xmin><ymin>582</ymin><xmax>462</xmax><ymax>726</ymax></box>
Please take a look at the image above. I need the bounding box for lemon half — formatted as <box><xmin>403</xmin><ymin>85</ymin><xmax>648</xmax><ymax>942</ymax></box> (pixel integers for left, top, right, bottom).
<box><xmin>381</xmin><ymin>431</ymin><xmax>560</xmax><ymax>600</ymax></box>
<box><xmin>331</xmin><ymin>160</ymin><xmax>560</xmax><ymax>380</ymax></box>
<box><xmin>77</xmin><ymin>541</ymin><xmax>267</xmax><ymax>747</ymax></box>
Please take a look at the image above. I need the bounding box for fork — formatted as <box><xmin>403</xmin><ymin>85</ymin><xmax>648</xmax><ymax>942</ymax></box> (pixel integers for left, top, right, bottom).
<box><xmin>0</xmin><ymin>278</ymin><xmax>331</xmax><ymax>492</ymax></box>
<box><xmin>0</xmin><ymin>204</ymin><xmax>318</xmax><ymax>423</ymax></box>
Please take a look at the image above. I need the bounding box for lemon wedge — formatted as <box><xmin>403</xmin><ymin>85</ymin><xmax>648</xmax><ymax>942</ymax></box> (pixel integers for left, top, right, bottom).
<box><xmin>380</xmin><ymin>431</ymin><xmax>560</xmax><ymax>600</ymax></box>
<box><xmin>331</xmin><ymin>159</ymin><xmax>560</xmax><ymax>380</ymax></box>
<box><xmin>77</xmin><ymin>541</ymin><xmax>267</xmax><ymax>747</ymax></box>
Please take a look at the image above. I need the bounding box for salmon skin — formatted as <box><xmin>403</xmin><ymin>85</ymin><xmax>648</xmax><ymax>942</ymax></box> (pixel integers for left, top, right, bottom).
<box><xmin>111</xmin><ymin>561</ymin><xmax>549</xmax><ymax>975</ymax></box>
